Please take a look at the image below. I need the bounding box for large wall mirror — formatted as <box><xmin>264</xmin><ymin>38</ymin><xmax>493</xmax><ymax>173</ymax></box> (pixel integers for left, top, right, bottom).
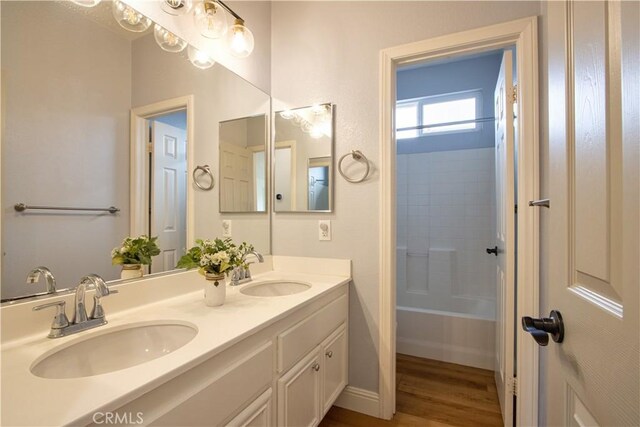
<box><xmin>1</xmin><ymin>1</ymin><xmax>270</xmax><ymax>301</ymax></box>
<box><xmin>219</xmin><ymin>115</ymin><xmax>268</xmax><ymax>213</ymax></box>
<box><xmin>273</xmin><ymin>104</ymin><xmax>334</xmax><ymax>212</ymax></box>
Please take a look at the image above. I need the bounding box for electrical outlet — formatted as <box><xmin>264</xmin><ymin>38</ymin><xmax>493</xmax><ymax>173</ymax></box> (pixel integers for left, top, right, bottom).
<box><xmin>319</xmin><ymin>220</ymin><xmax>331</xmax><ymax>241</ymax></box>
<box><xmin>222</xmin><ymin>220</ymin><xmax>232</xmax><ymax>237</ymax></box>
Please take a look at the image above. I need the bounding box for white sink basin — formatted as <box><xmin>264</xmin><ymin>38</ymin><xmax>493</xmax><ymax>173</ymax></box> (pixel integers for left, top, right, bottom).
<box><xmin>240</xmin><ymin>280</ymin><xmax>311</xmax><ymax>297</ymax></box>
<box><xmin>31</xmin><ymin>321</ymin><xmax>197</xmax><ymax>379</ymax></box>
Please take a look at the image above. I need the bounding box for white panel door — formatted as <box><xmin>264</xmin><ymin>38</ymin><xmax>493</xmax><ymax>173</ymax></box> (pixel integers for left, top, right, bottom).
<box><xmin>493</xmin><ymin>50</ymin><xmax>515</xmax><ymax>427</ymax></box>
<box><xmin>220</xmin><ymin>142</ymin><xmax>253</xmax><ymax>212</ymax></box>
<box><xmin>544</xmin><ymin>1</ymin><xmax>639</xmax><ymax>425</ymax></box>
<box><xmin>151</xmin><ymin>121</ymin><xmax>187</xmax><ymax>273</ymax></box>
<box><xmin>277</xmin><ymin>349</ymin><xmax>321</xmax><ymax>427</ymax></box>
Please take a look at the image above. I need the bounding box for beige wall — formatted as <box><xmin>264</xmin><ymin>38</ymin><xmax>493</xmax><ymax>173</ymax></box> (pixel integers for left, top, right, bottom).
<box><xmin>270</xmin><ymin>0</ymin><xmax>541</xmax><ymax>393</ymax></box>
<box><xmin>1</xmin><ymin>2</ymin><xmax>132</xmax><ymax>297</ymax></box>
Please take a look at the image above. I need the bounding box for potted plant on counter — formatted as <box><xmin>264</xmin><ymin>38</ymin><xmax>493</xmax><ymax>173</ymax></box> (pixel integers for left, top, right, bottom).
<box><xmin>177</xmin><ymin>238</ymin><xmax>240</xmax><ymax>306</ymax></box>
<box><xmin>111</xmin><ymin>235</ymin><xmax>161</xmax><ymax>280</ymax></box>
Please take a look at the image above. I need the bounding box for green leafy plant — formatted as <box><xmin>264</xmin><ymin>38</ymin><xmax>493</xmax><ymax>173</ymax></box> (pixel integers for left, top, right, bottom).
<box><xmin>111</xmin><ymin>235</ymin><xmax>160</xmax><ymax>266</ymax></box>
<box><xmin>236</xmin><ymin>242</ymin><xmax>255</xmax><ymax>268</ymax></box>
<box><xmin>177</xmin><ymin>238</ymin><xmax>241</xmax><ymax>276</ymax></box>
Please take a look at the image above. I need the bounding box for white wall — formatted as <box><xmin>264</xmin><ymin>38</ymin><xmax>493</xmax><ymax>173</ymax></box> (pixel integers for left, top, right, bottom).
<box><xmin>1</xmin><ymin>1</ymin><xmax>132</xmax><ymax>297</ymax></box>
<box><xmin>271</xmin><ymin>0</ymin><xmax>540</xmax><ymax>394</ymax></box>
<box><xmin>397</xmin><ymin>148</ymin><xmax>496</xmax><ymax>318</ymax></box>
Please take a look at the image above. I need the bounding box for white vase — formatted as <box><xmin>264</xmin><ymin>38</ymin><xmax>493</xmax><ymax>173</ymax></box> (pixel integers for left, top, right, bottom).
<box><xmin>121</xmin><ymin>264</ymin><xmax>143</xmax><ymax>280</ymax></box>
<box><xmin>204</xmin><ymin>273</ymin><xmax>226</xmax><ymax>307</ymax></box>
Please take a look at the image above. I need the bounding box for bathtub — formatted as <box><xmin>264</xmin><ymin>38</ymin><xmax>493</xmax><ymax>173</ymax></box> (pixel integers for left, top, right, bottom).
<box><xmin>396</xmin><ymin>305</ymin><xmax>496</xmax><ymax>370</ymax></box>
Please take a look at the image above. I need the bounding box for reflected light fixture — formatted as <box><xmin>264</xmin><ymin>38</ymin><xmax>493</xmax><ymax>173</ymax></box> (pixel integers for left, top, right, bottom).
<box><xmin>154</xmin><ymin>25</ymin><xmax>187</xmax><ymax>53</ymax></box>
<box><xmin>112</xmin><ymin>0</ymin><xmax>152</xmax><ymax>32</ymax></box>
<box><xmin>187</xmin><ymin>45</ymin><xmax>215</xmax><ymax>69</ymax></box>
<box><xmin>226</xmin><ymin>18</ymin><xmax>255</xmax><ymax>58</ymax></box>
<box><xmin>70</xmin><ymin>0</ymin><xmax>102</xmax><ymax>7</ymax></box>
<box><xmin>162</xmin><ymin>0</ymin><xmax>193</xmax><ymax>16</ymax></box>
<box><xmin>194</xmin><ymin>0</ymin><xmax>228</xmax><ymax>39</ymax></box>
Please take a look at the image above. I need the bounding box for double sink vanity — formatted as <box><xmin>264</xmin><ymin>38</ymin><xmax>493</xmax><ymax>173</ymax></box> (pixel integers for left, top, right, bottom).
<box><xmin>1</xmin><ymin>256</ymin><xmax>351</xmax><ymax>426</ymax></box>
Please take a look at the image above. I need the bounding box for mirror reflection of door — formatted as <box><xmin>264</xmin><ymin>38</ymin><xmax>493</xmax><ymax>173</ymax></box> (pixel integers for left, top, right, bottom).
<box><xmin>149</xmin><ymin>111</ymin><xmax>187</xmax><ymax>274</ymax></box>
<box><xmin>274</xmin><ymin>141</ymin><xmax>297</xmax><ymax>211</ymax></box>
<box><xmin>218</xmin><ymin>115</ymin><xmax>267</xmax><ymax>213</ymax></box>
<box><xmin>307</xmin><ymin>157</ymin><xmax>331</xmax><ymax>211</ymax></box>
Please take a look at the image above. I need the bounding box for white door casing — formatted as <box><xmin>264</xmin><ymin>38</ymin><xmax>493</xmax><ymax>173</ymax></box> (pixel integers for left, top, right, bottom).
<box><xmin>494</xmin><ymin>50</ymin><xmax>515</xmax><ymax>426</ymax></box>
<box><xmin>544</xmin><ymin>1</ymin><xmax>639</xmax><ymax>426</ymax></box>
<box><xmin>379</xmin><ymin>17</ymin><xmax>539</xmax><ymax>425</ymax></box>
<box><xmin>151</xmin><ymin>120</ymin><xmax>187</xmax><ymax>274</ymax></box>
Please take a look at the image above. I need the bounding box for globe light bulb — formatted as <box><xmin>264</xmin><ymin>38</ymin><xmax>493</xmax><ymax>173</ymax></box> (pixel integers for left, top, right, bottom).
<box><xmin>112</xmin><ymin>0</ymin><xmax>151</xmax><ymax>33</ymax></box>
<box><xmin>162</xmin><ymin>0</ymin><xmax>193</xmax><ymax>16</ymax></box>
<box><xmin>154</xmin><ymin>25</ymin><xmax>187</xmax><ymax>53</ymax></box>
<box><xmin>187</xmin><ymin>45</ymin><xmax>215</xmax><ymax>69</ymax></box>
<box><xmin>71</xmin><ymin>0</ymin><xmax>101</xmax><ymax>7</ymax></box>
<box><xmin>226</xmin><ymin>19</ymin><xmax>254</xmax><ymax>58</ymax></box>
<box><xmin>194</xmin><ymin>1</ymin><xmax>228</xmax><ymax>39</ymax></box>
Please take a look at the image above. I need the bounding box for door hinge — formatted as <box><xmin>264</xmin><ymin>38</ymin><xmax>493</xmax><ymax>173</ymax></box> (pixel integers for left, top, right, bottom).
<box><xmin>147</xmin><ymin>143</ymin><xmax>153</xmax><ymax>153</ymax></box>
<box><xmin>510</xmin><ymin>377</ymin><xmax>518</xmax><ymax>396</ymax></box>
<box><xmin>515</xmin><ymin>204</ymin><xmax>518</xmax><ymax>214</ymax></box>
<box><xmin>512</xmin><ymin>85</ymin><xmax>518</xmax><ymax>104</ymax></box>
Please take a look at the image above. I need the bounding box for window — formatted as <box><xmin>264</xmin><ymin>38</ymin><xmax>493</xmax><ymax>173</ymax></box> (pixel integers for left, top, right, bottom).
<box><xmin>396</xmin><ymin>91</ymin><xmax>481</xmax><ymax>139</ymax></box>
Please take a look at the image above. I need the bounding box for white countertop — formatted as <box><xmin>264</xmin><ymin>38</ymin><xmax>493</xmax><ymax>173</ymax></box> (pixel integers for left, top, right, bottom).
<box><xmin>0</xmin><ymin>257</ymin><xmax>350</xmax><ymax>426</ymax></box>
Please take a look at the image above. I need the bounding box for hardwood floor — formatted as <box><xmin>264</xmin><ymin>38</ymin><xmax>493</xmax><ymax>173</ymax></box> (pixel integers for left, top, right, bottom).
<box><xmin>320</xmin><ymin>354</ymin><xmax>503</xmax><ymax>427</ymax></box>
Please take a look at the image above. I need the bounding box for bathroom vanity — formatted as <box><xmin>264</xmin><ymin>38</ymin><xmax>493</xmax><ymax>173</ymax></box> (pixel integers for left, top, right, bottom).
<box><xmin>0</xmin><ymin>256</ymin><xmax>350</xmax><ymax>426</ymax></box>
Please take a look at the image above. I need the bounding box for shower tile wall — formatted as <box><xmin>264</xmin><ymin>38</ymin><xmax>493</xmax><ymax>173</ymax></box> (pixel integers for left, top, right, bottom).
<box><xmin>397</xmin><ymin>147</ymin><xmax>496</xmax><ymax>318</ymax></box>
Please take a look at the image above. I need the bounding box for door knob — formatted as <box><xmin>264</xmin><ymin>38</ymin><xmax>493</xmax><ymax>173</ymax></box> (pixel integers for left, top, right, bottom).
<box><xmin>486</xmin><ymin>246</ymin><xmax>498</xmax><ymax>256</ymax></box>
<box><xmin>521</xmin><ymin>310</ymin><xmax>564</xmax><ymax>346</ymax></box>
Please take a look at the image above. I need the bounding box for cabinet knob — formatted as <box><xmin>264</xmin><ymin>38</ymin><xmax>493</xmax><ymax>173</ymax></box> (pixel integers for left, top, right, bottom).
<box><xmin>325</xmin><ymin>350</ymin><xmax>333</xmax><ymax>358</ymax></box>
<box><xmin>312</xmin><ymin>363</ymin><xmax>320</xmax><ymax>372</ymax></box>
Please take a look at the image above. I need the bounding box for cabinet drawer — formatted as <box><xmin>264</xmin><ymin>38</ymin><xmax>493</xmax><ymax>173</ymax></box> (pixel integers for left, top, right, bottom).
<box><xmin>277</xmin><ymin>295</ymin><xmax>348</xmax><ymax>373</ymax></box>
<box><xmin>115</xmin><ymin>342</ymin><xmax>273</xmax><ymax>426</ymax></box>
<box><xmin>225</xmin><ymin>388</ymin><xmax>273</xmax><ymax>427</ymax></box>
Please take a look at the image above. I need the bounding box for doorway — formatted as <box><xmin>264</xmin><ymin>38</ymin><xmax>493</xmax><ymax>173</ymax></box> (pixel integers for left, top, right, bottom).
<box><xmin>130</xmin><ymin>95</ymin><xmax>195</xmax><ymax>274</ymax></box>
<box><xmin>394</xmin><ymin>48</ymin><xmax>515</xmax><ymax>425</ymax></box>
<box><xmin>378</xmin><ymin>17</ymin><xmax>539</xmax><ymax>427</ymax></box>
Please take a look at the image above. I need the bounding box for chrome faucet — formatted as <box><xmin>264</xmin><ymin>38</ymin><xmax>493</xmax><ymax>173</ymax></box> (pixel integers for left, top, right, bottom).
<box><xmin>26</xmin><ymin>266</ymin><xmax>57</xmax><ymax>294</ymax></box>
<box><xmin>230</xmin><ymin>251</ymin><xmax>264</xmax><ymax>286</ymax></box>
<box><xmin>33</xmin><ymin>274</ymin><xmax>117</xmax><ymax>338</ymax></box>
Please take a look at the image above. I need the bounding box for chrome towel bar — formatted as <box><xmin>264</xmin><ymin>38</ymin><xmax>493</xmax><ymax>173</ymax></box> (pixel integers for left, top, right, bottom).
<box><xmin>14</xmin><ymin>203</ymin><xmax>119</xmax><ymax>214</ymax></box>
<box><xmin>192</xmin><ymin>165</ymin><xmax>215</xmax><ymax>191</ymax></box>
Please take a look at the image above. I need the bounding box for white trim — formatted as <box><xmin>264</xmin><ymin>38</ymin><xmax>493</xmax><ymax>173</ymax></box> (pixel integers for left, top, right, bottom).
<box><xmin>334</xmin><ymin>386</ymin><xmax>380</xmax><ymax>418</ymax></box>
<box><xmin>379</xmin><ymin>16</ymin><xmax>540</xmax><ymax>426</ymax></box>
<box><xmin>130</xmin><ymin>95</ymin><xmax>195</xmax><ymax>247</ymax></box>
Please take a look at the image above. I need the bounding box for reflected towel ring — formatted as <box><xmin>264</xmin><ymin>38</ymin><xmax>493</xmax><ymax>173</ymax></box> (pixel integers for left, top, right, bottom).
<box><xmin>192</xmin><ymin>165</ymin><xmax>215</xmax><ymax>191</ymax></box>
<box><xmin>338</xmin><ymin>150</ymin><xmax>370</xmax><ymax>183</ymax></box>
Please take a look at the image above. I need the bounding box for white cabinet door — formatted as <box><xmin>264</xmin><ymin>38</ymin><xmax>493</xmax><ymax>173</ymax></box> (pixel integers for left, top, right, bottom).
<box><xmin>277</xmin><ymin>349</ymin><xmax>321</xmax><ymax>427</ymax></box>
<box><xmin>544</xmin><ymin>1</ymin><xmax>639</xmax><ymax>426</ymax></box>
<box><xmin>321</xmin><ymin>324</ymin><xmax>348</xmax><ymax>416</ymax></box>
<box><xmin>226</xmin><ymin>389</ymin><xmax>273</xmax><ymax>427</ymax></box>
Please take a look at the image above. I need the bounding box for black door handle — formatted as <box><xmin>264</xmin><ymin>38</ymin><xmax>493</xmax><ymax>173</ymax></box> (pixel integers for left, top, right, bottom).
<box><xmin>521</xmin><ymin>310</ymin><xmax>564</xmax><ymax>346</ymax></box>
<box><xmin>486</xmin><ymin>246</ymin><xmax>498</xmax><ymax>256</ymax></box>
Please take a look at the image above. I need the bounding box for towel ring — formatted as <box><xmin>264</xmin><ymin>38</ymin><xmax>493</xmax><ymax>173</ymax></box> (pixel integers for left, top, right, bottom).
<box><xmin>192</xmin><ymin>165</ymin><xmax>215</xmax><ymax>191</ymax></box>
<box><xmin>338</xmin><ymin>150</ymin><xmax>370</xmax><ymax>183</ymax></box>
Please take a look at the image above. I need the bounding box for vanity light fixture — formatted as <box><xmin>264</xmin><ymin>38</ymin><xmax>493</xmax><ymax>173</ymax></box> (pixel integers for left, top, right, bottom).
<box><xmin>154</xmin><ymin>24</ymin><xmax>188</xmax><ymax>53</ymax></box>
<box><xmin>112</xmin><ymin>0</ymin><xmax>152</xmax><ymax>32</ymax></box>
<box><xmin>188</xmin><ymin>45</ymin><xmax>215</xmax><ymax>69</ymax></box>
<box><xmin>194</xmin><ymin>0</ymin><xmax>228</xmax><ymax>39</ymax></box>
<box><xmin>226</xmin><ymin>18</ymin><xmax>255</xmax><ymax>58</ymax></box>
<box><xmin>162</xmin><ymin>0</ymin><xmax>194</xmax><ymax>16</ymax></box>
<box><xmin>70</xmin><ymin>0</ymin><xmax>102</xmax><ymax>7</ymax></box>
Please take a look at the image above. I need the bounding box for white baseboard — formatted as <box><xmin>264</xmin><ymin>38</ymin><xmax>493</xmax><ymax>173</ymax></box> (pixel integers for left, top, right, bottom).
<box><xmin>334</xmin><ymin>386</ymin><xmax>380</xmax><ymax>418</ymax></box>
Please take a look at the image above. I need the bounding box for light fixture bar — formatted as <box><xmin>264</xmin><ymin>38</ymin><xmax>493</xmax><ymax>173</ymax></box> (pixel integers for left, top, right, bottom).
<box><xmin>215</xmin><ymin>0</ymin><xmax>242</xmax><ymax>21</ymax></box>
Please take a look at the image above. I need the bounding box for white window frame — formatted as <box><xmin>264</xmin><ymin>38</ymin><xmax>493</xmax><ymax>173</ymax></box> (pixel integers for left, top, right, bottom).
<box><xmin>396</xmin><ymin>89</ymin><xmax>483</xmax><ymax>139</ymax></box>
